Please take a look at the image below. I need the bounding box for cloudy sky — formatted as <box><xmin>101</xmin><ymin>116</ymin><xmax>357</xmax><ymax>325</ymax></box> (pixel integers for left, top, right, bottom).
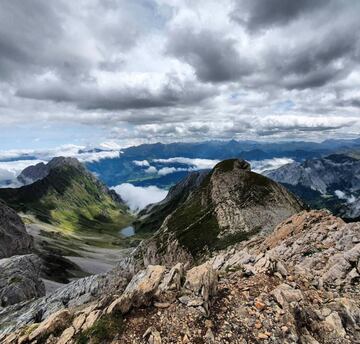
<box><xmin>1</xmin><ymin>0</ymin><xmax>360</xmax><ymax>149</ymax></box>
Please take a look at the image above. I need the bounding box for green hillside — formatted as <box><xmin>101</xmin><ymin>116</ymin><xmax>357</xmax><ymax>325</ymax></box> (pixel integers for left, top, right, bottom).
<box><xmin>0</xmin><ymin>163</ymin><xmax>133</xmax><ymax>232</ymax></box>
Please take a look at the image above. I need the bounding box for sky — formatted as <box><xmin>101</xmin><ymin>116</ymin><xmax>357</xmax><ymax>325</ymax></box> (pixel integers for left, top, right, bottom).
<box><xmin>1</xmin><ymin>0</ymin><xmax>360</xmax><ymax>150</ymax></box>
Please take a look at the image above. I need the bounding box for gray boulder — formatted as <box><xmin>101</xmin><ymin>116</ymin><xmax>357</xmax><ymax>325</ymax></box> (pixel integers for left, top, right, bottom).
<box><xmin>0</xmin><ymin>201</ymin><xmax>33</xmax><ymax>259</ymax></box>
<box><xmin>0</xmin><ymin>254</ymin><xmax>45</xmax><ymax>307</ymax></box>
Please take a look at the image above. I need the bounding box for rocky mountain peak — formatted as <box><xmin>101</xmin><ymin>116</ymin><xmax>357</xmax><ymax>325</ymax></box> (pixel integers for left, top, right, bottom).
<box><xmin>17</xmin><ymin>156</ymin><xmax>84</xmax><ymax>185</ymax></box>
<box><xmin>46</xmin><ymin>156</ymin><xmax>83</xmax><ymax>170</ymax></box>
<box><xmin>131</xmin><ymin>159</ymin><xmax>305</xmax><ymax>267</ymax></box>
<box><xmin>213</xmin><ymin>158</ymin><xmax>251</xmax><ymax>174</ymax></box>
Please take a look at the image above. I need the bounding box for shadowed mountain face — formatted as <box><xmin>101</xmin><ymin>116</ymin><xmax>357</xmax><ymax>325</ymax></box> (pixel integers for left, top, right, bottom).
<box><xmin>0</xmin><ymin>201</ymin><xmax>33</xmax><ymax>259</ymax></box>
<box><xmin>0</xmin><ymin>158</ymin><xmax>132</xmax><ymax>232</ymax></box>
<box><xmin>265</xmin><ymin>153</ymin><xmax>360</xmax><ymax>219</ymax></box>
<box><xmin>134</xmin><ymin>170</ymin><xmax>208</xmax><ymax>233</ymax></box>
<box><xmin>134</xmin><ymin>159</ymin><xmax>304</xmax><ymax>263</ymax></box>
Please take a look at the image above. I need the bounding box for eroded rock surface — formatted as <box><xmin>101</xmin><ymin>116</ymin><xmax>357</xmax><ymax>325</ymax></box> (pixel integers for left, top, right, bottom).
<box><xmin>0</xmin><ymin>201</ymin><xmax>33</xmax><ymax>259</ymax></box>
<box><xmin>0</xmin><ymin>254</ymin><xmax>45</xmax><ymax>307</ymax></box>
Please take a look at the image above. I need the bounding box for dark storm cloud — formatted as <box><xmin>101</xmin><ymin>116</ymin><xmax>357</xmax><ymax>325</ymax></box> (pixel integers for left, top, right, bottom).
<box><xmin>268</xmin><ymin>27</ymin><xmax>360</xmax><ymax>89</ymax></box>
<box><xmin>0</xmin><ymin>0</ymin><xmax>154</xmax><ymax>82</ymax></box>
<box><xmin>231</xmin><ymin>0</ymin><xmax>331</xmax><ymax>31</ymax></box>
<box><xmin>227</xmin><ymin>0</ymin><xmax>360</xmax><ymax>90</ymax></box>
<box><xmin>336</xmin><ymin>99</ymin><xmax>360</xmax><ymax>108</ymax></box>
<box><xmin>17</xmin><ymin>76</ymin><xmax>216</xmax><ymax>111</ymax></box>
<box><xmin>0</xmin><ymin>0</ymin><xmax>360</xmax><ymax>142</ymax></box>
<box><xmin>0</xmin><ymin>0</ymin><xmax>65</xmax><ymax>79</ymax></box>
<box><xmin>167</xmin><ymin>29</ymin><xmax>253</xmax><ymax>83</ymax></box>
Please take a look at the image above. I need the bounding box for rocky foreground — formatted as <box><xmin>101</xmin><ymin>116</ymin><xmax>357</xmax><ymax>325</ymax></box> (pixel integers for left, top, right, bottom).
<box><xmin>2</xmin><ymin>209</ymin><xmax>360</xmax><ymax>343</ymax></box>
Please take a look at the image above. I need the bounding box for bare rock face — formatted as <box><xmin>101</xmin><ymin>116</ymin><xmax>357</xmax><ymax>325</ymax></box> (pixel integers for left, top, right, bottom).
<box><xmin>1</xmin><ymin>262</ymin><xmax>218</xmax><ymax>343</ymax></box>
<box><xmin>265</xmin><ymin>154</ymin><xmax>360</xmax><ymax>219</ymax></box>
<box><xmin>259</xmin><ymin>210</ymin><xmax>360</xmax><ymax>289</ymax></box>
<box><xmin>0</xmin><ymin>269</ymin><xmax>128</xmax><ymax>336</ymax></box>
<box><xmin>0</xmin><ymin>254</ymin><xmax>45</xmax><ymax>307</ymax></box>
<box><xmin>0</xmin><ymin>201</ymin><xmax>33</xmax><ymax>259</ymax></box>
<box><xmin>179</xmin><ymin>262</ymin><xmax>218</xmax><ymax>315</ymax></box>
<box><xmin>107</xmin><ymin>265</ymin><xmax>166</xmax><ymax>314</ymax></box>
<box><xmin>209</xmin><ymin>159</ymin><xmax>304</xmax><ymax>235</ymax></box>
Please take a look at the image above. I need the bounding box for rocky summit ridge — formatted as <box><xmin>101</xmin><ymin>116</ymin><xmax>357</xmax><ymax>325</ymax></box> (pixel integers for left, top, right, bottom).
<box><xmin>129</xmin><ymin>158</ymin><xmax>304</xmax><ymax>268</ymax></box>
<box><xmin>1</xmin><ymin>159</ymin><xmax>360</xmax><ymax>343</ymax></box>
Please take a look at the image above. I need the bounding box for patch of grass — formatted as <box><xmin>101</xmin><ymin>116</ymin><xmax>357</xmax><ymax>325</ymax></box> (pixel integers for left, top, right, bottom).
<box><xmin>9</xmin><ymin>276</ymin><xmax>23</xmax><ymax>285</ymax></box>
<box><xmin>20</xmin><ymin>323</ymin><xmax>39</xmax><ymax>337</ymax></box>
<box><xmin>77</xmin><ymin>312</ymin><xmax>124</xmax><ymax>343</ymax></box>
<box><xmin>213</xmin><ymin>229</ymin><xmax>260</xmax><ymax>251</ymax></box>
<box><xmin>166</xmin><ymin>183</ymin><xmax>221</xmax><ymax>257</ymax></box>
<box><xmin>225</xmin><ymin>264</ymin><xmax>244</xmax><ymax>273</ymax></box>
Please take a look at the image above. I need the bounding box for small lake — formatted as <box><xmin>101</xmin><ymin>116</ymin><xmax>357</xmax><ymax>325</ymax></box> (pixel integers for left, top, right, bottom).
<box><xmin>119</xmin><ymin>225</ymin><xmax>135</xmax><ymax>237</ymax></box>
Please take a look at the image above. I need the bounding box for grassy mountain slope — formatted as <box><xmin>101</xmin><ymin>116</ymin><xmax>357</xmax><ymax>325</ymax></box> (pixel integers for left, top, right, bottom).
<box><xmin>0</xmin><ymin>162</ymin><xmax>132</xmax><ymax>232</ymax></box>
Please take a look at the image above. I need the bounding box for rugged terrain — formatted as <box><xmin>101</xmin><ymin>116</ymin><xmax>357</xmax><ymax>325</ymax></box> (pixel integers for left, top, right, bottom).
<box><xmin>0</xmin><ymin>158</ymin><xmax>137</xmax><ymax>295</ymax></box>
<box><xmin>2</xmin><ymin>210</ymin><xmax>360</xmax><ymax>343</ymax></box>
<box><xmin>1</xmin><ymin>158</ymin><xmax>359</xmax><ymax>343</ymax></box>
<box><xmin>266</xmin><ymin>153</ymin><xmax>360</xmax><ymax>219</ymax></box>
<box><xmin>134</xmin><ymin>171</ymin><xmax>208</xmax><ymax>233</ymax></box>
<box><xmin>131</xmin><ymin>159</ymin><xmax>304</xmax><ymax>266</ymax></box>
<box><xmin>0</xmin><ymin>202</ymin><xmax>45</xmax><ymax>308</ymax></box>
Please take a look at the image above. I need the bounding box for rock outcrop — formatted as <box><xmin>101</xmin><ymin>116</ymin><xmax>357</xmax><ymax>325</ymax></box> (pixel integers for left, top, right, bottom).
<box><xmin>131</xmin><ymin>159</ymin><xmax>304</xmax><ymax>266</ymax></box>
<box><xmin>0</xmin><ymin>201</ymin><xmax>33</xmax><ymax>259</ymax></box>
<box><xmin>17</xmin><ymin>157</ymin><xmax>83</xmax><ymax>185</ymax></box>
<box><xmin>1</xmin><ymin>262</ymin><xmax>218</xmax><ymax>343</ymax></box>
<box><xmin>0</xmin><ymin>254</ymin><xmax>45</xmax><ymax>307</ymax></box>
<box><xmin>0</xmin><ymin>268</ymin><xmax>128</xmax><ymax>336</ymax></box>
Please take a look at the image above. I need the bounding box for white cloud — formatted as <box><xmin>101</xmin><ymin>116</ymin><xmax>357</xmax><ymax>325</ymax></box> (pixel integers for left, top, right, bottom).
<box><xmin>0</xmin><ymin>159</ymin><xmax>46</xmax><ymax>186</ymax></box>
<box><xmin>251</xmin><ymin>158</ymin><xmax>295</xmax><ymax>173</ymax></box>
<box><xmin>133</xmin><ymin>160</ymin><xmax>150</xmax><ymax>167</ymax></box>
<box><xmin>145</xmin><ymin>166</ymin><xmax>158</xmax><ymax>174</ymax></box>
<box><xmin>335</xmin><ymin>190</ymin><xmax>356</xmax><ymax>204</ymax></box>
<box><xmin>157</xmin><ymin>166</ymin><xmax>188</xmax><ymax>176</ymax></box>
<box><xmin>0</xmin><ymin>144</ymin><xmax>120</xmax><ymax>164</ymax></box>
<box><xmin>0</xmin><ymin>168</ymin><xmax>15</xmax><ymax>185</ymax></box>
<box><xmin>111</xmin><ymin>183</ymin><xmax>168</xmax><ymax>211</ymax></box>
<box><xmin>154</xmin><ymin>157</ymin><xmax>220</xmax><ymax>169</ymax></box>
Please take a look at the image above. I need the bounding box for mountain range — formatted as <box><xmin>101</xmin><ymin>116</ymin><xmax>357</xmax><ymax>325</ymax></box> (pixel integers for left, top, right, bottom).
<box><xmin>266</xmin><ymin>152</ymin><xmax>360</xmax><ymax>220</ymax></box>
<box><xmin>1</xmin><ymin>156</ymin><xmax>360</xmax><ymax>343</ymax></box>
<box><xmin>85</xmin><ymin>138</ymin><xmax>360</xmax><ymax>188</ymax></box>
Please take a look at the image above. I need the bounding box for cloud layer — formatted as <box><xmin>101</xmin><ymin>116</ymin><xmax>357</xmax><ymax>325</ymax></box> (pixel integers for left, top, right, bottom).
<box><xmin>111</xmin><ymin>183</ymin><xmax>168</xmax><ymax>211</ymax></box>
<box><xmin>0</xmin><ymin>0</ymin><xmax>359</xmax><ymax>146</ymax></box>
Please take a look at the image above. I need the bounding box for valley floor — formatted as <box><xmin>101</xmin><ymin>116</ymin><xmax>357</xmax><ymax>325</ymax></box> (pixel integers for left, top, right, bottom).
<box><xmin>23</xmin><ymin>215</ymin><xmax>138</xmax><ymax>293</ymax></box>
